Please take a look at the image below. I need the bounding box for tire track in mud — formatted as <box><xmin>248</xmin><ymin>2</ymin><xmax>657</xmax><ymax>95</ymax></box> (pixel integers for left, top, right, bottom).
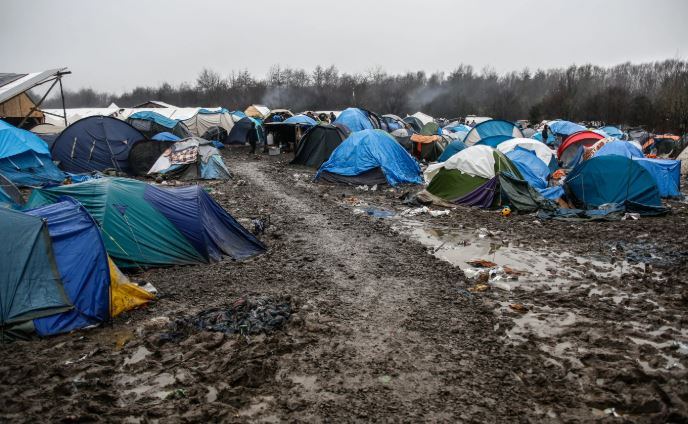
<box><xmin>232</xmin><ymin>161</ymin><xmax>553</xmax><ymax>421</ymax></box>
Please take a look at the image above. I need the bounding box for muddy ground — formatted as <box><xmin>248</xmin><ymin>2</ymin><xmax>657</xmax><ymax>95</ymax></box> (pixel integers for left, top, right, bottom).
<box><xmin>1</xmin><ymin>146</ymin><xmax>687</xmax><ymax>423</ymax></box>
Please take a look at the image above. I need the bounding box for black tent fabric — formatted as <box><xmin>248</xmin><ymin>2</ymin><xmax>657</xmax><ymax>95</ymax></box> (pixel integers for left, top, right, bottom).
<box><xmin>227</xmin><ymin>117</ymin><xmax>258</xmax><ymax>145</ymax></box>
<box><xmin>319</xmin><ymin>167</ymin><xmax>388</xmax><ymax>186</ymax></box>
<box><xmin>127</xmin><ymin>139</ymin><xmax>176</xmax><ymax>176</ymax></box>
<box><xmin>291</xmin><ymin>124</ymin><xmax>348</xmax><ymax>168</ymax></box>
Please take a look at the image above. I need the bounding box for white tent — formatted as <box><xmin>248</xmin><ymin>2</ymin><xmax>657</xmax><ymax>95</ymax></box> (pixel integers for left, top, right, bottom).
<box><xmin>425</xmin><ymin>145</ymin><xmax>496</xmax><ymax>182</ymax></box>
<box><xmin>411</xmin><ymin>112</ymin><xmax>434</xmax><ymax>125</ymax></box>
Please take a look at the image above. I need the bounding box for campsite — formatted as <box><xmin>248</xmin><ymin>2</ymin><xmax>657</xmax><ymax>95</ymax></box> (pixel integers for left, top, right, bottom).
<box><xmin>2</xmin><ymin>1</ymin><xmax>688</xmax><ymax>422</ymax></box>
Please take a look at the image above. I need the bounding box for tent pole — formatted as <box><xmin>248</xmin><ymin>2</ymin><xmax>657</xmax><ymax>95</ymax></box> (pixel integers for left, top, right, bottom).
<box><xmin>59</xmin><ymin>76</ymin><xmax>68</xmax><ymax>127</ymax></box>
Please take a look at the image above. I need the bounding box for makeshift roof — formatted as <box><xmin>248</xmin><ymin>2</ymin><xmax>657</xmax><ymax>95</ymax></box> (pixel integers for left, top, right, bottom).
<box><xmin>0</xmin><ymin>68</ymin><xmax>70</xmax><ymax>104</ymax></box>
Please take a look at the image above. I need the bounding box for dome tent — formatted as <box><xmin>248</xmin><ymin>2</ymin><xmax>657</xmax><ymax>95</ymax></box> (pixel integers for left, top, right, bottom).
<box><xmin>291</xmin><ymin>124</ymin><xmax>349</xmax><ymax>168</ymax></box>
<box><xmin>437</xmin><ymin>140</ymin><xmax>467</xmax><ymax>162</ymax></box>
<box><xmin>426</xmin><ymin>145</ymin><xmax>522</xmax><ymax>208</ymax></box>
<box><xmin>496</xmin><ymin>138</ymin><xmax>557</xmax><ymax>171</ymax></box>
<box><xmin>463</xmin><ymin>119</ymin><xmax>523</xmax><ymax>147</ymax></box>
<box><xmin>226</xmin><ymin>117</ymin><xmax>265</xmax><ymax>146</ymax></box>
<box><xmin>0</xmin><ymin>120</ymin><xmax>64</xmax><ymax>186</ymax></box>
<box><xmin>316</xmin><ymin>129</ymin><xmax>422</xmax><ymax>187</ymax></box>
<box><xmin>334</xmin><ymin>108</ymin><xmax>381</xmax><ymax>133</ymax></box>
<box><xmin>26</xmin><ymin>178</ymin><xmax>266</xmax><ymax>268</ymax></box>
<box><xmin>51</xmin><ymin>116</ymin><xmax>146</xmax><ymax>174</ymax></box>
<box><xmin>565</xmin><ymin>155</ymin><xmax>666</xmax><ymax>215</ymax></box>
<box><xmin>557</xmin><ymin>130</ymin><xmax>605</xmax><ymax>168</ymax></box>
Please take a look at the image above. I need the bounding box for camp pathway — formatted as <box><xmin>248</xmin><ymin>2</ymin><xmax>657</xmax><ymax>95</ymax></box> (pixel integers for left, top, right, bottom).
<box><xmin>229</xmin><ymin>160</ymin><xmax>562</xmax><ymax>421</ymax></box>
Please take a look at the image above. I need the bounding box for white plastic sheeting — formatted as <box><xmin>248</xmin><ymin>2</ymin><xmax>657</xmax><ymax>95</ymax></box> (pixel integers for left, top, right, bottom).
<box><xmin>424</xmin><ymin>145</ymin><xmax>496</xmax><ymax>182</ymax></box>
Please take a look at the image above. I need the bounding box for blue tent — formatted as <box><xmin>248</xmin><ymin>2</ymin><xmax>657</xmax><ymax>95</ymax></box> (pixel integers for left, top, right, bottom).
<box><xmin>595</xmin><ymin>141</ymin><xmax>644</xmax><ymax>159</ymax></box>
<box><xmin>548</xmin><ymin>120</ymin><xmax>586</xmax><ymax>137</ymax></box>
<box><xmin>226</xmin><ymin>117</ymin><xmax>265</xmax><ymax>145</ymax></box>
<box><xmin>51</xmin><ymin>116</ymin><xmax>145</xmax><ymax>174</ymax></box>
<box><xmin>334</xmin><ymin>108</ymin><xmax>374</xmax><ymax>132</ymax></box>
<box><xmin>316</xmin><ymin>129</ymin><xmax>422</xmax><ymax>186</ymax></box>
<box><xmin>437</xmin><ymin>140</ymin><xmax>467</xmax><ymax>162</ymax></box>
<box><xmin>284</xmin><ymin>115</ymin><xmax>317</xmax><ymax>125</ymax></box>
<box><xmin>152</xmin><ymin>132</ymin><xmax>181</xmax><ymax>142</ymax></box>
<box><xmin>463</xmin><ymin>119</ymin><xmax>523</xmax><ymax>147</ymax></box>
<box><xmin>505</xmin><ymin>147</ymin><xmax>550</xmax><ymax>190</ymax></box>
<box><xmin>446</xmin><ymin>124</ymin><xmax>472</xmax><ymax>133</ymax></box>
<box><xmin>0</xmin><ymin>208</ymin><xmax>72</xmax><ymax>327</ymax></box>
<box><xmin>598</xmin><ymin>126</ymin><xmax>623</xmax><ymax>139</ymax></box>
<box><xmin>25</xmin><ymin>198</ymin><xmax>111</xmax><ymax>336</ymax></box>
<box><xmin>565</xmin><ymin>155</ymin><xmax>664</xmax><ymax>213</ymax></box>
<box><xmin>532</xmin><ymin>131</ymin><xmax>556</xmax><ymax>145</ymax></box>
<box><xmin>0</xmin><ymin>120</ymin><xmax>64</xmax><ymax>186</ymax></box>
<box><xmin>632</xmin><ymin>158</ymin><xmax>681</xmax><ymax>198</ymax></box>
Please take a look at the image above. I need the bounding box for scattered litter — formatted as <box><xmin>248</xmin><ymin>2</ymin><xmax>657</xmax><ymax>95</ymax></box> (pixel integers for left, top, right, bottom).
<box><xmin>355</xmin><ymin>185</ymin><xmax>370</xmax><ymax>191</ymax></box>
<box><xmin>467</xmin><ymin>259</ymin><xmax>498</xmax><ymax>268</ymax></box>
<box><xmin>358</xmin><ymin>207</ymin><xmax>396</xmax><ymax>219</ymax></box>
<box><xmin>163</xmin><ymin>297</ymin><xmax>291</xmax><ymax>341</ymax></box>
<box><xmin>622</xmin><ymin>213</ymin><xmax>640</xmax><ymax>221</ymax></box>
<box><xmin>370</xmin><ymin>184</ymin><xmax>378</xmax><ymax>191</ymax></box>
<box><xmin>672</xmin><ymin>341</ymin><xmax>688</xmax><ymax>356</ymax></box>
<box><xmin>468</xmin><ymin>283</ymin><xmax>490</xmax><ymax>292</ymax></box>
<box><xmin>401</xmin><ymin>207</ymin><xmax>450</xmax><ymax>217</ymax></box>
<box><xmin>509</xmin><ymin>303</ymin><xmax>529</xmax><ymax>313</ymax></box>
<box><xmin>603</xmin><ymin>408</ymin><xmax>620</xmax><ymax>417</ymax></box>
<box><xmin>429</xmin><ymin>210</ymin><xmax>450</xmax><ymax>217</ymax></box>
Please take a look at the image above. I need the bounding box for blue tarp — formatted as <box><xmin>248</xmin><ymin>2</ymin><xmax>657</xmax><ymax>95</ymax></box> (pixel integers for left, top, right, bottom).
<box><xmin>595</xmin><ymin>141</ymin><xmax>644</xmax><ymax>159</ymax></box>
<box><xmin>446</xmin><ymin>124</ymin><xmax>472</xmax><ymax>133</ymax></box>
<box><xmin>632</xmin><ymin>158</ymin><xmax>681</xmax><ymax>198</ymax></box>
<box><xmin>0</xmin><ymin>208</ymin><xmax>71</xmax><ymax>325</ymax></box>
<box><xmin>0</xmin><ymin>121</ymin><xmax>64</xmax><ymax>186</ymax></box>
<box><xmin>51</xmin><ymin>116</ymin><xmax>145</xmax><ymax>174</ymax></box>
<box><xmin>152</xmin><ymin>132</ymin><xmax>181</xmax><ymax>142</ymax></box>
<box><xmin>540</xmin><ymin>186</ymin><xmax>565</xmax><ymax>200</ymax></box>
<box><xmin>532</xmin><ymin>131</ymin><xmax>556</xmax><ymax>145</ymax></box>
<box><xmin>506</xmin><ymin>147</ymin><xmax>550</xmax><ymax>190</ymax></box>
<box><xmin>548</xmin><ymin>120</ymin><xmax>586</xmax><ymax>136</ymax></box>
<box><xmin>464</xmin><ymin>119</ymin><xmax>523</xmax><ymax>146</ymax></box>
<box><xmin>26</xmin><ymin>197</ymin><xmax>111</xmax><ymax>336</ymax></box>
<box><xmin>334</xmin><ymin>108</ymin><xmax>374</xmax><ymax>132</ymax></box>
<box><xmin>565</xmin><ymin>155</ymin><xmax>664</xmax><ymax>213</ymax></box>
<box><xmin>284</xmin><ymin>115</ymin><xmax>317</xmax><ymax>125</ymax></box>
<box><xmin>199</xmin><ymin>108</ymin><xmax>229</xmax><ymax>115</ymax></box>
<box><xmin>143</xmin><ymin>184</ymin><xmax>266</xmax><ymax>261</ymax></box>
<box><xmin>316</xmin><ymin>129</ymin><xmax>422</xmax><ymax>186</ymax></box>
<box><xmin>0</xmin><ymin>120</ymin><xmax>50</xmax><ymax>157</ymax></box>
<box><xmin>437</xmin><ymin>140</ymin><xmax>467</xmax><ymax>162</ymax></box>
<box><xmin>128</xmin><ymin>111</ymin><xmax>180</xmax><ymax>129</ymax></box>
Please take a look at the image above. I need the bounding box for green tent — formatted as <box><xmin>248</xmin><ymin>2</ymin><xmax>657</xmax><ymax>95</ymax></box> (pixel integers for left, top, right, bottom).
<box><xmin>0</xmin><ymin>208</ymin><xmax>71</xmax><ymax>327</ymax></box>
<box><xmin>426</xmin><ymin>145</ymin><xmax>522</xmax><ymax>207</ymax></box>
<box><xmin>26</xmin><ymin>178</ymin><xmax>265</xmax><ymax>268</ymax></box>
<box><xmin>420</xmin><ymin>122</ymin><xmax>440</xmax><ymax>136</ymax></box>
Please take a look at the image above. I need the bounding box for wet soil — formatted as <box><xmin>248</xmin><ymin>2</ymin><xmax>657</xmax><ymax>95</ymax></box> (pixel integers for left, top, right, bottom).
<box><xmin>1</xmin><ymin>146</ymin><xmax>687</xmax><ymax>423</ymax></box>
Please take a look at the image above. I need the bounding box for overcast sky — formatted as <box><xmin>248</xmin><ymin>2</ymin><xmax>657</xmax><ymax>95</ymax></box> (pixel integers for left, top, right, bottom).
<box><xmin>1</xmin><ymin>0</ymin><xmax>687</xmax><ymax>94</ymax></box>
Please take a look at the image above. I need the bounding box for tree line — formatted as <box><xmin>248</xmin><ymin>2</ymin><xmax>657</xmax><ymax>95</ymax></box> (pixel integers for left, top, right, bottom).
<box><xmin>45</xmin><ymin>60</ymin><xmax>688</xmax><ymax>134</ymax></box>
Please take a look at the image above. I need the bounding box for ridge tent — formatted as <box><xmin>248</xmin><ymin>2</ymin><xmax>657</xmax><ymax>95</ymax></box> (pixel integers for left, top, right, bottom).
<box><xmin>26</xmin><ymin>178</ymin><xmax>266</xmax><ymax>268</ymax></box>
<box><xmin>147</xmin><ymin>137</ymin><xmax>231</xmax><ymax>180</ymax></box>
<box><xmin>127</xmin><ymin>111</ymin><xmax>192</xmax><ymax>140</ymax></box>
<box><xmin>291</xmin><ymin>124</ymin><xmax>348</xmax><ymax>168</ymax></box>
<box><xmin>496</xmin><ymin>138</ymin><xmax>557</xmax><ymax>171</ymax></box>
<box><xmin>565</xmin><ymin>155</ymin><xmax>666</xmax><ymax>214</ymax></box>
<box><xmin>182</xmin><ymin>109</ymin><xmax>235</xmax><ymax>138</ymax></box>
<box><xmin>0</xmin><ymin>120</ymin><xmax>64</xmax><ymax>186</ymax></box>
<box><xmin>557</xmin><ymin>130</ymin><xmax>605</xmax><ymax>168</ymax></box>
<box><xmin>0</xmin><ymin>208</ymin><xmax>72</xmax><ymax>330</ymax></box>
<box><xmin>463</xmin><ymin>119</ymin><xmax>523</xmax><ymax>147</ymax></box>
<box><xmin>316</xmin><ymin>129</ymin><xmax>422</xmax><ymax>187</ymax></box>
<box><xmin>244</xmin><ymin>105</ymin><xmax>270</xmax><ymax>119</ymax></box>
<box><xmin>437</xmin><ymin>140</ymin><xmax>467</xmax><ymax>162</ymax></box>
<box><xmin>51</xmin><ymin>116</ymin><xmax>146</xmax><ymax>174</ymax></box>
<box><xmin>334</xmin><ymin>108</ymin><xmax>375</xmax><ymax>133</ymax></box>
<box><xmin>25</xmin><ymin>197</ymin><xmax>153</xmax><ymax>336</ymax></box>
<box><xmin>425</xmin><ymin>145</ymin><xmax>523</xmax><ymax>208</ymax></box>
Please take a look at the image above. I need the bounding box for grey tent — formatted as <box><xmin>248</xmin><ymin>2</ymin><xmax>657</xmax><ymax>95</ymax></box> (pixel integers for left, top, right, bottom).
<box><xmin>291</xmin><ymin>124</ymin><xmax>349</xmax><ymax>168</ymax></box>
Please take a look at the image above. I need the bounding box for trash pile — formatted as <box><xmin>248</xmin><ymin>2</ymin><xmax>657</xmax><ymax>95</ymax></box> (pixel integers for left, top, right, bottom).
<box><xmin>165</xmin><ymin>297</ymin><xmax>291</xmax><ymax>340</ymax></box>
